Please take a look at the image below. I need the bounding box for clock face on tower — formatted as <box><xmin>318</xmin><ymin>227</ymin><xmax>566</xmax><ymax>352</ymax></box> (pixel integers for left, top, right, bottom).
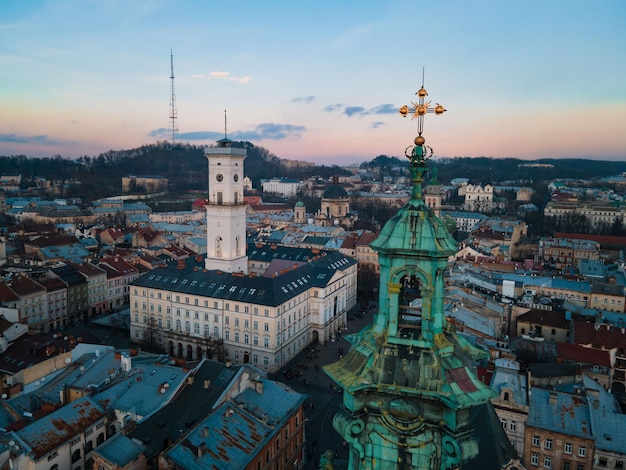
<box><xmin>216</xmin><ymin>173</ymin><xmax>224</xmax><ymax>182</ymax></box>
<box><xmin>233</xmin><ymin>174</ymin><xmax>239</xmax><ymax>182</ymax></box>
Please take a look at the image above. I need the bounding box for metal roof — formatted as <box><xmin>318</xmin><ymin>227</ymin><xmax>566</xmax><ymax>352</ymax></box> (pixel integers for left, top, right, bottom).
<box><xmin>131</xmin><ymin>249</ymin><xmax>355</xmax><ymax>307</ymax></box>
<box><xmin>93</xmin><ymin>433</ymin><xmax>146</xmax><ymax>466</ymax></box>
<box><xmin>164</xmin><ymin>378</ymin><xmax>305</xmax><ymax>469</ymax></box>
<box><xmin>527</xmin><ymin>388</ymin><xmax>592</xmax><ymax>438</ymax></box>
<box><xmin>16</xmin><ymin>396</ymin><xmax>106</xmax><ymax>460</ymax></box>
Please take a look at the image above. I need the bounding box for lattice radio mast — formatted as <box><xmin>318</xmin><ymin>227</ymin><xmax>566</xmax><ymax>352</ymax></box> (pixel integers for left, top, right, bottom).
<box><xmin>169</xmin><ymin>50</ymin><xmax>179</xmax><ymax>144</ymax></box>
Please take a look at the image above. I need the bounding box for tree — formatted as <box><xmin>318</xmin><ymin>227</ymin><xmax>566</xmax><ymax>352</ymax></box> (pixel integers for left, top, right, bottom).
<box><xmin>141</xmin><ymin>316</ymin><xmax>161</xmax><ymax>353</ymax></box>
<box><xmin>357</xmin><ymin>264</ymin><xmax>379</xmax><ymax>302</ymax></box>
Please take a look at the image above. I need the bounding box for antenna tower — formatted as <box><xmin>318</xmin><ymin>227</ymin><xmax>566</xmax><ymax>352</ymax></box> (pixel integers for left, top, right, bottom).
<box><xmin>169</xmin><ymin>50</ymin><xmax>179</xmax><ymax>144</ymax></box>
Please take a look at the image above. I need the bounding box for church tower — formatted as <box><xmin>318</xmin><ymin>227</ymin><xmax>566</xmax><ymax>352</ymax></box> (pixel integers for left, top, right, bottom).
<box><xmin>324</xmin><ymin>82</ymin><xmax>521</xmax><ymax>469</ymax></box>
<box><xmin>204</xmin><ymin>138</ymin><xmax>248</xmax><ymax>274</ymax></box>
<box><xmin>294</xmin><ymin>200</ymin><xmax>306</xmax><ymax>224</ymax></box>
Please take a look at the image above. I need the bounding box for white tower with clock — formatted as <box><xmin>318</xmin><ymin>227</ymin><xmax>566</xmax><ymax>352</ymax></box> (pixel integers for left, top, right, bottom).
<box><xmin>204</xmin><ymin>138</ymin><xmax>248</xmax><ymax>274</ymax></box>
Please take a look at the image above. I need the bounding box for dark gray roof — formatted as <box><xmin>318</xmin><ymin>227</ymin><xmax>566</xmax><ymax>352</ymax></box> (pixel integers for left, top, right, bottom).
<box><xmin>128</xmin><ymin>360</ymin><xmax>239</xmax><ymax>460</ymax></box>
<box><xmin>131</xmin><ymin>247</ymin><xmax>355</xmax><ymax>307</ymax></box>
<box><xmin>51</xmin><ymin>264</ymin><xmax>86</xmax><ymax>286</ymax></box>
<box><xmin>247</xmin><ymin>242</ymin><xmax>327</xmax><ymax>263</ymax></box>
<box><xmin>322</xmin><ymin>184</ymin><xmax>348</xmax><ymax>199</ymax></box>
<box><xmin>464</xmin><ymin>402</ymin><xmax>522</xmax><ymax>469</ymax></box>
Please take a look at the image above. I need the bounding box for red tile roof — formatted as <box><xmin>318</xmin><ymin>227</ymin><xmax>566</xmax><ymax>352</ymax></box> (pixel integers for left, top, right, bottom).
<box><xmin>558</xmin><ymin>342</ymin><xmax>611</xmax><ymax>367</ymax></box>
<box><xmin>573</xmin><ymin>321</ymin><xmax>626</xmax><ymax>349</ymax></box>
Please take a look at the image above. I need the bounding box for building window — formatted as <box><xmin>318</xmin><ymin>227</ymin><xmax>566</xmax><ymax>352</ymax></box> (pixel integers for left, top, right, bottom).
<box><xmin>577</xmin><ymin>447</ymin><xmax>586</xmax><ymax>457</ymax></box>
<box><xmin>253</xmin><ymin>335</ymin><xmax>259</xmax><ymax>345</ymax></box>
<box><xmin>598</xmin><ymin>457</ymin><xmax>608</xmax><ymax>467</ymax></box>
<box><xmin>509</xmin><ymin>421</ymin><xmax>516</xmax><ymax>431</ymax></box>
<box><xmin>564</xmin><ymin>443</ymin><xmax>572</xmax><ymax>454</ymax></box>
<box><xmin>533</xmin><ymin>436</ymin><xmax>540</xmax><ymax>447</ymax></box>
<box><xmin>264</xmin><ymin>337</ymin><xmax>269</xmax><ymax>348</ymax></box>
<box><xmin>244</xmin><ymin>334</ymin><xmax>249</xmax><ymax>344</ymax></box>
<box><xmin>194</xmin><ymin>323</ymin><xmax>200</xmax><ymax>334</ymax></box>
<box><xmin>615</xmin><ymin>461</ymin><xmax>624</xmax><ymax>470</ymax></box>
<box><xmin>185</xmin><ymin>321</ymin><xmax>190</xmax><ymax>333</ymax></box>
<box><xmin>545</xmin><ymin>439</ymin><xmax>552</xmax><ymax>450</ymax></box>
<box><xmin>543</xmin><ymin>457</ymin><xmax>551</xmax><ymax>468</ymax></box>
<box><xmin>531</xmin><ymin>453</ymin><xmax>539</xmax><ymax>466</ymax></box>
<box><xmin>563</xmin><ymin>461</ymin><xmax>570</xmax><ymax>470</ymax></box>
<box><xmin>234</xmin><ymin>332</ymin><xmax>240</xmax><ymax>342</ymax></box>
<box><xmin>225</xmin><ymin>330</ymin><xmax>230</xmax><ymax>340</ymax></box>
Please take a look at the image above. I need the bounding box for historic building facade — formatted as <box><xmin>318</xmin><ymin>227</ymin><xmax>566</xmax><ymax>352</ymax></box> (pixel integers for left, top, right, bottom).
<box><xmin>129</xmin><ymin>139</ymin><xmax>357</xmax><ymax>372</ymax></box>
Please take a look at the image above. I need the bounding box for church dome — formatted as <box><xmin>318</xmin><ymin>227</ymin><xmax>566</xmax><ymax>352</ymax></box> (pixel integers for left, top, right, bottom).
<box><xmin>322</xmin><ymin>185</ymin><xmax>348</xmax><ymax>199</ymax></box>
<box><xmin>294</xmin><ymin>200</ymin><xmax>305</xmax><ymax>207</ymax></box>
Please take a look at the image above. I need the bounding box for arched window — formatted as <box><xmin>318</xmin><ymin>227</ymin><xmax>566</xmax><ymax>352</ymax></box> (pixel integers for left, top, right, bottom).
<box><xmin>503</xmin><ymin>391</ymin><xmax>510</xmax><ymax>402</ymax></box>
<box><xmin>185</xmin><ymin>321</ymin><xmax>191</xmax><ymax>333</ymax></box>
<box><xmin>97</xmin><ymin>432</ymin><xmax>105</xmax><ymax>445</ymax></box>
<box><xmin>216</xmin><ymin>236</ymin><xmax>222</xmax><ymax>256</ymax></box>
<box><xmin>50</xmin><ymin>465</ymin><xmax>59</xmax><ymax>470</ymax></box>
<box><xmin>71</xmin><ymin>449</ymin><xmax>81</xmax><ymax>463</ymax></box>
<box><xmin>236</xmin><ymin>235</ymin><xmax>241</xmax><ymax>255</ymax></box>
<box><xmin>176</xmin><ymin>319</ymin><xmax>181</xmax><ymax>332</ymax></box>
<box><xmin>214</xmin><ymin>326</ymin><xmax>219</xmax><ymax>337</ymax></box>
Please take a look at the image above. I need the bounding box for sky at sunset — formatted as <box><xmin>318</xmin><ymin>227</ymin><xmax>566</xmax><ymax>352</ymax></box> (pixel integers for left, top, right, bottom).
<box><xmin>1</xmin><ymin>0</ymin><xmax>625</xmax><ymax>165</ymax></box>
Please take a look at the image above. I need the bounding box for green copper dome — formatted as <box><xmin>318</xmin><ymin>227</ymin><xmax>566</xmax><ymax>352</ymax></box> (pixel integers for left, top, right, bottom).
<box><xmin>294</xmin><ymin>200</ymin><xmax>305</xmax><ymax>207</ymax></box>
<box><xmin>370</xmin><ymin>152</ymin><xmax>456</xmax><ymax>258</ymax></box>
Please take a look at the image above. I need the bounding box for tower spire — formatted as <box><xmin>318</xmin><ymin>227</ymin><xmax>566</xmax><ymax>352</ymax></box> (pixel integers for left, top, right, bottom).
<box><xmin>224</xmin><ymin>109</ymin><xmax>228</xmax><ymax>140</ymax></box>
<box><xmin>169</xmin><ymin>49</ymin><xmax>179</xmax><ymax>144</ymax></box>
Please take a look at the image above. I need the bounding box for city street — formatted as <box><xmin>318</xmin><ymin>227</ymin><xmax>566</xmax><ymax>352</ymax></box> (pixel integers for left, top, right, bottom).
<box><xmin>277</xmin><ymin>304</ymin><xmax>377</xmax><ymax>469</ymax></box>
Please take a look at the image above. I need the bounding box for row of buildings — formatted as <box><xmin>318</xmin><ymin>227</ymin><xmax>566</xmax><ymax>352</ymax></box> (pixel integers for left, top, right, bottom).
<box><xmin>0</xmin><ymin>343</ymin><xmax>306</xmax><ymax>470</ymax></box>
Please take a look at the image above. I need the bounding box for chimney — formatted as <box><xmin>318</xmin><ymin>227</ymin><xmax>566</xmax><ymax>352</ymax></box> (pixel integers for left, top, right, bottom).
<box><xmin>197</xmin><ymin>442</ymin><xmax>206</xmax><ymax>457</ymax></box>
<box><xmin>549</xmin><ymin>392</ymin><xmax>557</xmax><ymax>405</ymax></box>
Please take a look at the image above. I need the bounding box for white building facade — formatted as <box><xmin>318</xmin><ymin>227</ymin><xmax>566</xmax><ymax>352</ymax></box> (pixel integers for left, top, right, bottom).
<box><xmin>129</xmin><ymin>140</ymin><xmax>358</xmax><ymax>372</ymax></box>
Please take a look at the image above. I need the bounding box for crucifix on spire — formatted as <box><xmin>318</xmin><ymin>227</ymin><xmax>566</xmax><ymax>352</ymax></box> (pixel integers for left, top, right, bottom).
<box><xmin>399</xmin><ymin>70</ymin><xmax>446</xmax><ymax>161</ymax></box>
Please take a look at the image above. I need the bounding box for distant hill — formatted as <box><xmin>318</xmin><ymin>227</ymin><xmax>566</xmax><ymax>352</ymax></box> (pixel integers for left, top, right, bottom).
<box><xmin>0</xmin><ymin>141</ymin><xmax>348</xmax><ymax>202</ymax></box>
<box><xmin>2</xmin><ymin>143</ymin><xmax>625</xmax><ymax>203</ymax></box>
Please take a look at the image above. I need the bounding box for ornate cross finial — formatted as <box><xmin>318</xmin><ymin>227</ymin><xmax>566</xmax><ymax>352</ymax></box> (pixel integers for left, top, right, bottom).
<box><xmin>399</xmin><ymin>70</ymin><xmax>446</xmax><ymax>163</ymax></box>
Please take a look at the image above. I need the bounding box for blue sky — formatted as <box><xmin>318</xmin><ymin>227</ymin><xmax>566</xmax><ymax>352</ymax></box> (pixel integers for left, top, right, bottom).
<box><xmin>1</xmin><ymin>0</ymin><xmax>625</xmax><ymax>165</ymax></box>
